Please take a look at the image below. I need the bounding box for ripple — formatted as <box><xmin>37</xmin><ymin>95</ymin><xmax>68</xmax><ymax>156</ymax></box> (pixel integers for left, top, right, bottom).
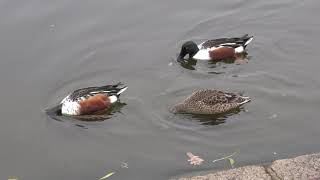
<box><xmin>169</xmin><ymin>107</ymin><xmax>245</xmax><ymax>127</ymax></box>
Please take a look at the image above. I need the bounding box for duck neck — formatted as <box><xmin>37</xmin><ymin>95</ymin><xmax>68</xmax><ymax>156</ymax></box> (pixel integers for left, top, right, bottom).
<box><xmin>188</xmin><ymin>46</ymin><xmax>200</xmax><ymax>58</ymax></box>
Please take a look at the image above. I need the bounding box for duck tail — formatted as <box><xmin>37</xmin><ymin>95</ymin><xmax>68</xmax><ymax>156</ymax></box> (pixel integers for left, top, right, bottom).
<box><xmin>111</xmin><ymin>82</ymin><xmax>128</xmax><ymax>96</ymax></box>
<box><xmin>240</xmin><ymin>34</ymin><xmax>254</xmax><ymax>48</ymax></box>
<box><xmin>100</xmin><ymin>82</ymin><xmax>127</xmax><ymax>97</ymax></box>
<box><xmin>238</xmin><ymin>96</ymin><xmax>251</xmax><ymax>105</ymax></box>
<box><xmin>117</xmin><ymin>86</ymin><xmax>128</xmax><ymax>96</ymax></box>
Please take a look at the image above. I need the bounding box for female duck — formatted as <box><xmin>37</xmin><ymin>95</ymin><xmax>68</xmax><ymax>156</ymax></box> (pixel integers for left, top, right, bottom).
<box><xmin>171</xmin><ymin>89</ymin><xmax>250</xmax><ymax>115</ymax></box>
<box><xmin>177</xmin><ymin>34</ymin><xmax>253</xmax><ymax>61</ymax></box>
<box><xmin>60</xmin><ymin>83</ymin><xmax>127</xmax><ymax>115</ymax></box>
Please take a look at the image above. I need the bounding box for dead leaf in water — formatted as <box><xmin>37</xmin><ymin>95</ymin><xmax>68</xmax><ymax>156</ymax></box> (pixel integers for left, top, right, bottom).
<box><xmin>186</xmin><ymin>152</ymin><xmax>204</xmax><ymax>166</ymax></box>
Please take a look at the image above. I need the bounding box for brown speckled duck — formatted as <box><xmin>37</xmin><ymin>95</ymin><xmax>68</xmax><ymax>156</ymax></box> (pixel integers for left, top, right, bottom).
<box><xmin>171</xmin><ymin>89</ymin><xmax>250</xmax><ymax>115</ymax></box>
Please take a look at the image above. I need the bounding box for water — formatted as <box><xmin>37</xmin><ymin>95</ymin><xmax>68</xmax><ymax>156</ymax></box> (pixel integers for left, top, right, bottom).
<box><xmin>1</xmin><ymin>0</ymin><xmax>320</xmax><ymax>179</ymax></box>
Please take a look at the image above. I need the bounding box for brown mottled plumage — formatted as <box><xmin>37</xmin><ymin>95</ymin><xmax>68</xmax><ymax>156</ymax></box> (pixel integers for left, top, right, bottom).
<box><xmin>171</xmin><ymin>90</ymin><xmax>250</xmax><ymax>115</ymax></box>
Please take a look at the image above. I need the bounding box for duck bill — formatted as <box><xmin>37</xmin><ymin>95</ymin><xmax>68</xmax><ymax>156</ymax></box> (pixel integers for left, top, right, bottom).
<box><xmin>177</xmin><ymin>49</ymin><xmax>187</xmax><ymax>62</ymax></box>
<box><xmin>177</xmin><ymin>54</ymin><xmax>184</xmax><ymax>62</ymax></box>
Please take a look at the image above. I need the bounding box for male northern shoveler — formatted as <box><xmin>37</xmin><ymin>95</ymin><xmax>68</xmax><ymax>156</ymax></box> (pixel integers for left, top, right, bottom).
<box><xmin>60</xmin><ymin>83</ymin><xmax>127</xmax><ymax>116</ymax></box>
<box><xmin>177</xmin><ymin>34</ymin><xmax>253</xmax><ymax>61</ymax></box>
<box><xmin>171</xmin><ymin>89</ymin><xmax>250</xmax><ymax>115</ymax></box>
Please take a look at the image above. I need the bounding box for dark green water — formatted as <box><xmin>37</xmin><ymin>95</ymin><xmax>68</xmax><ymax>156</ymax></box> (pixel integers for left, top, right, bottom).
<box><xmin>1</xmin><ymin>0</ymin><xmax>320</xmax><ymax>179</ymax></box>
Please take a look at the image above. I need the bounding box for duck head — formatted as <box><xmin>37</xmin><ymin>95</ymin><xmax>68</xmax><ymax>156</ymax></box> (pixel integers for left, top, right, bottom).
<box><xmin>177</xmin><ymin>41</ymin><xmax>199</xmax><ymax>62</ymax></box>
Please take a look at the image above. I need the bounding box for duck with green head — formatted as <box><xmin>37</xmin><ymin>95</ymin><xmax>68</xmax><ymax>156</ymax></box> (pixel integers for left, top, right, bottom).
<box><xmin>177</xmin><ymin>34</ymin><xmax>253</xmax><ymax>62</ymax></box>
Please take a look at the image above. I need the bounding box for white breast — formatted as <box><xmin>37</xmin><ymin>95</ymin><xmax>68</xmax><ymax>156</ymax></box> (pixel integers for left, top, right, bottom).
<box><xmin>61</xmin><ymin>98</ymin><xmax>80</xmax><ymax>115</ymax></box>
<box><xmin>192</xmin><ymin>49</ymin><xmax>211</xmax><ymax>60</ymax></box>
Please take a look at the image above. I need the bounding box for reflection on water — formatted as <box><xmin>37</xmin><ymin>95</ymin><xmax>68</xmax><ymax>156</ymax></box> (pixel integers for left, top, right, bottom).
<box><xmin>2</xmin><ymin>0</ymin><xmax>320</xmax><ymax>179</ymax></box>
<box><xmin>46</xmin><ymin>102</ymin><xmax>127</xmax><ymax>122</ymax></box>
<box><xmin>179</xmin><ymin>58</ymin><xmax>197</xmax><ymax>70</ymax></box>
<box><xmin>178</xmin><ymin>52</ymin><xmax>250</xmax><ymax>73</ymax></box>
<box><xmin>174</xmin><ymin>107</ymin><xmax>244</xmax><ymax>126</ymax></box>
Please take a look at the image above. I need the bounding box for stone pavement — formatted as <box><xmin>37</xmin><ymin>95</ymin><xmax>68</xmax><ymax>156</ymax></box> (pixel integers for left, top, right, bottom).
<box><xmin>176</xmin><ymin>153</ymin><xmax>320</xmax><ymax>180</ymax></box>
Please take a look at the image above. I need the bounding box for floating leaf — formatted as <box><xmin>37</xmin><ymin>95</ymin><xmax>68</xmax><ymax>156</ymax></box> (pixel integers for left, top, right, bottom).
<box><xmin>99</xmin><ymin>172</ymin><xmax>115</xmax><ymax>180</ymax></box>
<box><xmin>228</xmin><ymin>158</ymin><xmax>235</xmax><ymax>168</ymax></box>
<box><xmin>212</xmin><ymin>150</ymin><xmax>239</xmax><ymax>164</ymax></box>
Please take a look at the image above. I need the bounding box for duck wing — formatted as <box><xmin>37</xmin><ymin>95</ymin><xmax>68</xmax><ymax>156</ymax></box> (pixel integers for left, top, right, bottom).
<box><xmin>63</xmin><ymin>83</ymin><xmax>127</xmax><ymax>103</ymax></box>
<box><xmin>199</xmin><ymin>34</ymin><xmax>253</xmax><ymax>49</ymax></box>
<box><xmin>182</xmin><ymin>90</ymin><xmax>216</xmax><ymax>103</ymax></box>
<box><xmin>201</xmin><ymin>91</ymin><xmax>250</xmax><ymax>105</ymax></box>
<box><xmin>199</xmin><ymin>91</ymin><xmax>250</xmax><ymax>114</ymax></box>
<box><xmin>200</xmin><ymin>91</ymin><xmax>238</xmax><ymax>105</ymax></box>
<box><xmin>183</xmin><ymin>90</ymin><xmax>229</xmax><ymax>104</ymax></box>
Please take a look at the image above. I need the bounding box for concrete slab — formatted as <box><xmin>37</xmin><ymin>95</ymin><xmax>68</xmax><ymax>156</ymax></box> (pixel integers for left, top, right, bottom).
<box><xmin>176</xmin><ymin>153</ymin><xmax>320</xmax><ymax>180</ymax></box>
<box><xmin>178</xmin><ymin>165</ymin><xmax>271</xmax><ymax>180</ymax></box>
<box><xmin>268</xmin><ymin>153</ymin><xmax>320</xmax><ymax>180</ymax></box>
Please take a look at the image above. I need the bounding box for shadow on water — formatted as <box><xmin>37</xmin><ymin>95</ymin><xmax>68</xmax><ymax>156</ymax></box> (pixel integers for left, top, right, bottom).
<box><xmin>45</xmin><ymin>102</ymin><xmax>127</xmax><ymax>123</ymax></box>
<box><xmin>174</xmin><ymin>107</ymin><xmax>244</xmax><ymax>126</ymax></box>
<box><xmin>178</xmin><ymin>52</ymin><xmax>250</xmax><ymax>73</ymax></box>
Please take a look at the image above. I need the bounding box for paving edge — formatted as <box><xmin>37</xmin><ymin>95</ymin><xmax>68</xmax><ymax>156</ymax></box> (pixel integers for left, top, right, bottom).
<box><xmin>174</xmin><ymin>152</ymin><xmax>320</xmax><ymax>180</ymax></box>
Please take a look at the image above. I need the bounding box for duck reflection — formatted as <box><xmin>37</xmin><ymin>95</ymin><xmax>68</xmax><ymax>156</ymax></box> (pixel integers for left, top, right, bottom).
<box><xmin>177</xmin><ymin>107</ymin><xmax>244</xmax><ymax>126</ymax></box>
<box><xmin>178</xmin><ymin>52</ymin><xmax>250</xmax><ymax>71</ymax></box>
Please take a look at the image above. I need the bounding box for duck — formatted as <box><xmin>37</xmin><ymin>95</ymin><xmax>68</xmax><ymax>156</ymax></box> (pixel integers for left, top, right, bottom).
<box><xmin>60</xmin><ymin>83</ymin><xmax>127</xmax><ymax>116</ymax></box>
<box><xmin>177</xmin><ymin>34</ymin><xmax>253</xmax><ymax>62</ymax></box>
<box><xmin>171</xmin><ymin>89</ymin><xmax>250</xmax><ymax>115</ymax></box>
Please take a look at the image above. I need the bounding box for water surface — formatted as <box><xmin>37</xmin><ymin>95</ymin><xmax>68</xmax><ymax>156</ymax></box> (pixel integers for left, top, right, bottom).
<box><xmin>1</xmin><ymin>0</ymin><xmax>320</xmax><ymax>179</ymax></box>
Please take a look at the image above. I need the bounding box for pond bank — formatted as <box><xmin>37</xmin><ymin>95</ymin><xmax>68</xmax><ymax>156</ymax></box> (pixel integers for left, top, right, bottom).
<box><xmin>175</xmin><ymin>153</ymin><xmax>320</xmax><ymax>180</ymax></box>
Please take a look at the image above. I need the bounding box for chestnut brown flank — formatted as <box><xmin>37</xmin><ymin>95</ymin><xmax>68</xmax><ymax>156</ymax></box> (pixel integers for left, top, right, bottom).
<box><xmin>209</xmin><ymin>47</ymin><xmax>235</xmax><ymax>60</ymax></box>
<box><xmin>79</xmin><ymin>94</ymin><xmax>111</xmax><ymax>115</ymax></box>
